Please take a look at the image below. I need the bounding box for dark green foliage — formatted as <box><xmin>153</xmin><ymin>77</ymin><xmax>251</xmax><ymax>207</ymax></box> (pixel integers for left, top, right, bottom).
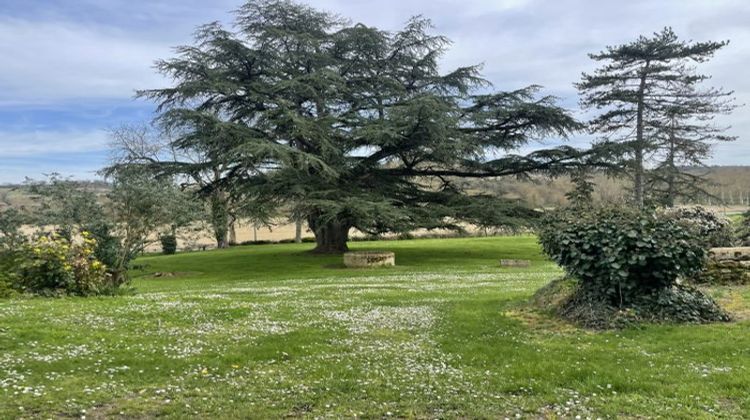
<box><xmin>84</xmin><ymin>222</ymin><xmax>121</xmax><ymax>269</ymax></box>
<box><xmin>0</xmin><ymin>209</ymin><xmax>26</xmax><ymax>297</ymax></box>
<box><xmin>0</xmin><ymin>280</ymin><xmax>13</xmax><ymax>298</ymax></box>
<box><xmin>537</xmin><ymin>205</ymin><xmax>730</xmax><ymax>326</ymax></box>
<box><xmin>0</xmin><ymin>252</ymin><xmax>18</xmax><ymax>298</ymax></box>
<box><xmin>538</xmin><ymin>206</ymin><xmax>706</xmax><ymax>306</ymax></box>
<box><xmin>239</xmin><ymin>240</ymin><xmax>273</xmax><ymax>246</ymax></box>
<box><xmin>738</xmin><ymin>211</ymin><xmax>750</xmax><ymax>246</ymax></box>
<box><xmin>140</xmin><ymin>0</ymin><xmax>585</xmax><ymax>253</ymax></box>
<box><xmin>667</xmin><ymin>206</ymin><xmax>734</xmax><ymax>248</ymax></box>
<box><xmin>533</xmin><ymin>277</ymin><xmax>730</xmax><ymax>329</ymax></box>
<box><xmin>565</xmin><ymin>167</ymin><xmax>595</xmax><ymax>207</ymax></box>
<box><xmin>0</xmin><ymin>208</ymin><xmax>27</xmax><ymax>249</ymax></box>
<box><xmin>630</xmin><ymin>284</ymin><xmax>730</xmax><ymax>323</ymax></box>
<box><xmin>160</xmin><ymin>234</ymin><xmax>178</xmax><ymax>255</ymax></box>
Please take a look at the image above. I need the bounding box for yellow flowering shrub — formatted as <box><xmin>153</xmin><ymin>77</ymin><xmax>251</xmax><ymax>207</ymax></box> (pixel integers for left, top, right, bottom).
<box><xmin>15</xmin><ymin>232</ymin><xmax>110</xmax><ymax>296</ymax></box>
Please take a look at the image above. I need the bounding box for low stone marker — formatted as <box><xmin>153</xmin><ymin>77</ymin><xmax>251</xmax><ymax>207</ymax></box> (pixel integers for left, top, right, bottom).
<box><xmin>344</xmin><ymin>251</ymin><xmax>395</xmax><ymax>268</ymax></box>
<box><xmin>500</xmin><ymin>259</ymin><xmax>530</xmax><ymax>268</ymax></box>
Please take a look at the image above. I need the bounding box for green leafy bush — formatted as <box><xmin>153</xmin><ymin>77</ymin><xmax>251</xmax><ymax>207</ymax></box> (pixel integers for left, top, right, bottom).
<box><xmin>160</xmin><ymin>234</ymin><xmax>178</xmax><ymax>255</ymax></box>
<box><xmin>538</xmin><ymin>207</ymin><xmax>706</xmax><ymax>306</ymax></box>
<box><xmin>12</xmin><ymin>233</ymin><xmax>110</xmax><ymax>296</ymax></box>
<box><xmin>239</xmin><ymin>240</ymin><xmax>273</xmax><ymax>246</ymax></box>
<box><xmin>632</xmin><ymin>284</ymin><xmax>730</xmax><ymax>323</ymax></box>
<box><xmin>0</xmin><ymin>253</ymin><xmax>18</xmax><ymax>298</ymax></box>
<box><xmin>0</xmin><ymin>209</ymin><xmax>26</xmax><ymax>298</ymax></box>
<box><xmin>0</xmin><ymin>208</ymin><xmax>27</xmax><ymax>250</ymax></box>
<box><xmin>737</xmin><ymin>211</ymin><xmax>750</xmax><ymax>246</ymax></box>
<box><xmin>83</xmin><ymin>222</ymin><xmax>121</xmax><ymax>268</ymax></box>
<box><xmin>533</xmin><ymin>277</ymin><xmax>730</xmax><ymax>329</ymax></box>
<box><xmin>666</xmin><ymin>206</ymin><xmax>734</xmax><ymax>248</ymax></box>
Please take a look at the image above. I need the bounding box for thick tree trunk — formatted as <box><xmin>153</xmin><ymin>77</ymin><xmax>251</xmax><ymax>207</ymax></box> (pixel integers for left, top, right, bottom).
<box><xmin>215</xmin><ymin>230</ymin><xmax>229</xmax><ymax>249</ymax></box>
<box><xmin>228</xmin><ymin>220</ymin><xmax>237</xmax><ymax>245</ymax></box>
<box><xmin>210</xmin><ymin>192</ymin><xmax>230</xmax><ymax>249</ymax></box>
<box><xmin>295</xmin><ymin>219</ymin><xmax>303</xmax><ymax>244</ymax></box>
<box><xmin>308</xmin><ymin>217</ymin><xmax>350</xmax><ymax>254</ymax></box>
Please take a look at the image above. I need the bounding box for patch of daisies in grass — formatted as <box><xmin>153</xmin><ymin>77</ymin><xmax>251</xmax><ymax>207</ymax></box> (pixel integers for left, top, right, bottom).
<box><xmin>221</xmin><ymin>272</ymin><xmax>553</xmax><ymax>293</ymax></box>
<box><xmin>158</xmin><ymin>301</ymin><xmax>489</xmax><ymax>414</ymax></box>
<box><xmin>322</xmin><ymin>305</ymin><xmax>475</xmax><ymax>404</ymax></box>
<box><xmin>1</xmin><ymin>270</ymin><xmax>568</xmax><ymax>416</ymax></box>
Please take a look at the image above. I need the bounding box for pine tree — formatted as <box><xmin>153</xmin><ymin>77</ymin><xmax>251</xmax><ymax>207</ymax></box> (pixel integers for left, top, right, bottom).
<box><xmin>647</xmin><ymin>79</ymin><xmax>736</xmax><ymax>206</ymax></box>
<box><xmin>140</xmin><ymin>0</ymin><xmax>585</xmax><ymax>253</ymax></box>
<box><xmin>565</xmin><ymin>167</ymin><xmax>595</xmax><ymax>207</ymax></box>
<box><xmin>577</xmin><ymin>27</ymin><xmax>731</xmax><ymax>207</ymax></box>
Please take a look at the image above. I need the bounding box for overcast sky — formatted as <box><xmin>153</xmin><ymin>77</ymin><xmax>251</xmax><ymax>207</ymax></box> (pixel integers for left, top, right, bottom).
<box><xmin>1</xmin><ymin>0</ymin><xmax>748</xmax><ymax>183</ymax></box>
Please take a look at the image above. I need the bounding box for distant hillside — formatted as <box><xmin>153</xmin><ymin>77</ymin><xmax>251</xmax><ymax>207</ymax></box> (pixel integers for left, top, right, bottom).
<box><xmin>0</xmin><ymin>180</ymin><xmax>110</xmax><ymax>212</ymax></box>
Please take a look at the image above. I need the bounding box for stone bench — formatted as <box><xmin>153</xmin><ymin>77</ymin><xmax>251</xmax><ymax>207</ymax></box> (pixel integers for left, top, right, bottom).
<box><xmin>343</xmin><ymin>251</ymin><xmax>395</xmax><ymax>268</ymax></box>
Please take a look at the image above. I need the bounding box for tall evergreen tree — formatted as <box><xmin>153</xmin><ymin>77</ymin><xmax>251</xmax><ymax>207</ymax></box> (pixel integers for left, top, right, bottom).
<box><xmin>647</xmin><ymin>80</ymin><xmax>737</xmax><ymax>206</ymax></box>
<box><xmin>565</xmin><ymin>167</ymin><xmax>595</xmax><ymax>207</ymax></box>
<box><xmin>140</xmin><ymin>0</ymin><xmax>585</xmax><ymax>253</ymax></box>
<box><xmin>577</xmin><ymin>27</ymin><xmax>732</xmax><ymax>207</ymax></box>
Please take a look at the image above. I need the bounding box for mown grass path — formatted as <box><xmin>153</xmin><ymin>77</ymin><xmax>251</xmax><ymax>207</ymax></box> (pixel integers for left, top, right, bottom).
<box><xmin>1</xmin><ymin>236</ymin><xmax>749</xmax><ymax>418</ymax></box>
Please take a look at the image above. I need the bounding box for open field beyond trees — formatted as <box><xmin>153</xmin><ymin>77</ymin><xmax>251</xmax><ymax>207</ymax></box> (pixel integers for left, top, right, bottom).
<box><xmin>2</xmin><ymin>236</ymin><xmax>750</xmax><ymax>418</ymax></box>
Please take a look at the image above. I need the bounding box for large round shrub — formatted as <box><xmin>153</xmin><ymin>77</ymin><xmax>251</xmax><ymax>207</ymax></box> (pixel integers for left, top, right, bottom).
<box><xmin>538</xmin><ymin>207</ymin><xmax>706</xmax><ymax>306</ymax></box>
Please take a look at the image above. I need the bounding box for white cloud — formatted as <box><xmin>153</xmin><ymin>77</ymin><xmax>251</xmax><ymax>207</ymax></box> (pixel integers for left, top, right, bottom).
<box><xmin>0</xmin><ymin>0</ymin><xmax>748</xmax><ymax>180</ymax></box>
<box><xmin>0</xmin><ymin>17</ymin><xmax>170</xmax><ymax>103</ymax></box>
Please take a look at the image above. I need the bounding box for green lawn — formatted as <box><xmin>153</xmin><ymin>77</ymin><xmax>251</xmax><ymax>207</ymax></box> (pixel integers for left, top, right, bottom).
<box><xmin>1</xmin><ymin>236</ymin><xmax>750</xmax><ymax>418</ymax></box>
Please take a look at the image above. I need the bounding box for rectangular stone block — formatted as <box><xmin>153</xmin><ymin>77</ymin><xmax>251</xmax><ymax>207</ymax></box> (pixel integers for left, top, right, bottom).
<box><xmin>500</xmin><ymin>259</ymin><xmax>530</xmax><ymax>268</ymax></box>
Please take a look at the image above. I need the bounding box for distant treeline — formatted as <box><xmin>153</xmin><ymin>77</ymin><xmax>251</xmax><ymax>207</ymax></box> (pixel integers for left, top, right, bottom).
<box><xmin>462</xmin><ymin>166</ymin><xmax>750</xmax><ymax>208</ymax></box>
<box><xmin>3</xmin><ymin>167</ymin><xmax>750</xmax><ymax>212</ymax></box>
